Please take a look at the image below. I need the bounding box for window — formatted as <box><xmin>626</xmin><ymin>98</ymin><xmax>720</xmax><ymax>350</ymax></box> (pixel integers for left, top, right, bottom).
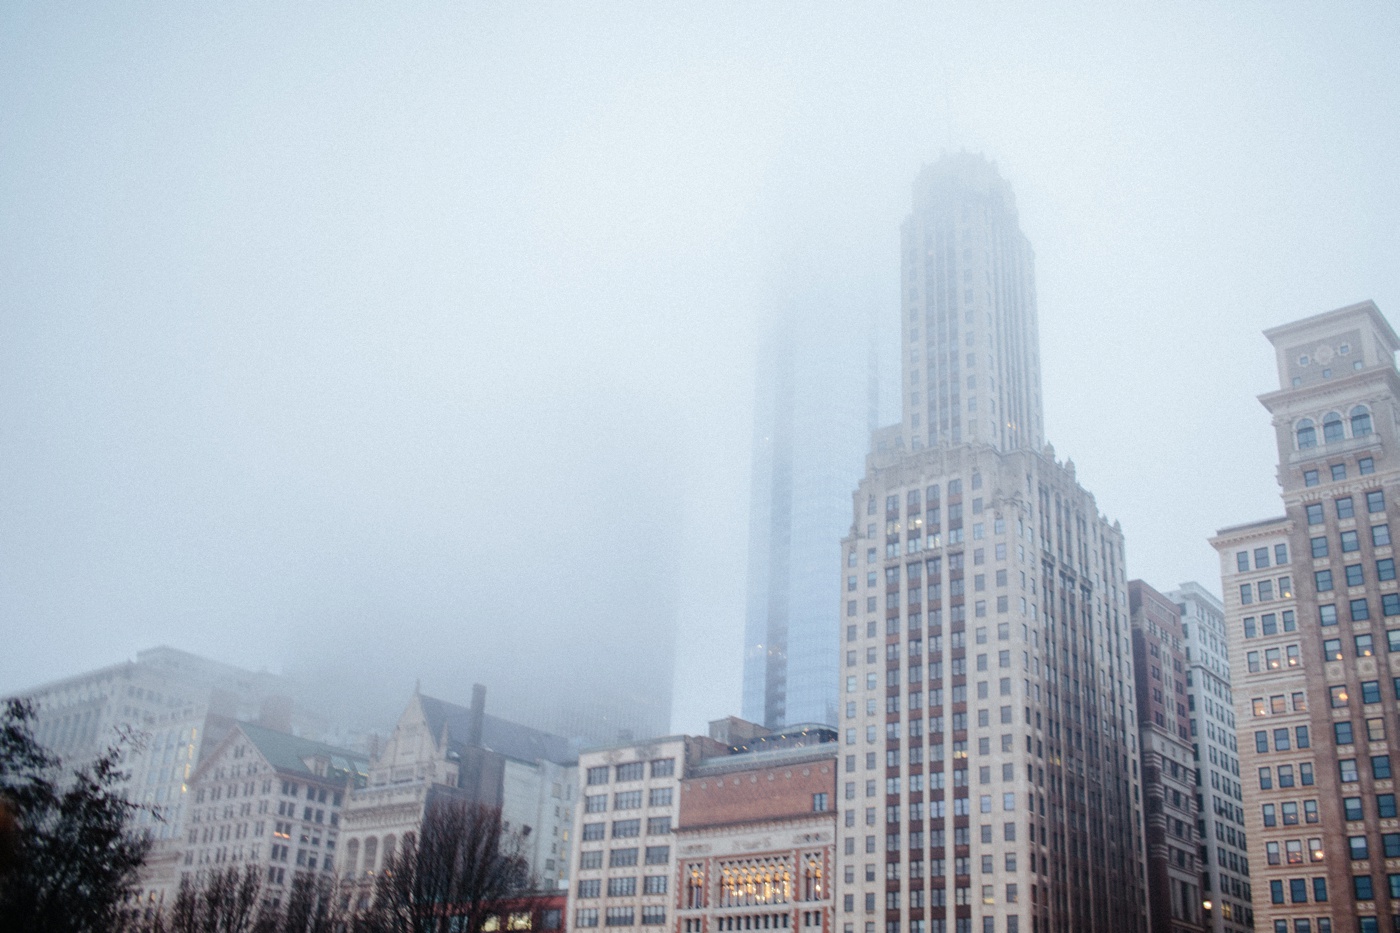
<box><xmin>1311</xmin><ymin>536</ymin><xmax>1329</xmax><ymax>558</ymax></box>
<box><xmin>576</xmin><ymin>910</ymin><xmax>599</xmax><ymax>929</ymax></box>
<box><xmin>1306</xmin><ymin>469</ymin><xmax>1321</xmax><ymax>486</ymax></box>
<box><xmin>1320</xmin><ymin>604</ymin><xmax>1338</xmax><ymax>626</ymax></box>
<box><xmin>1297</xmin><ymin>725</ymin><xmax>1310</xmax><ymax>748</ymax></box>
<box><xmin>1334</xmin><ymin>721</ymin><xmax>1354</xmax><ymax>745</ymax></box>
<box><xmin>1244</xmin><ymin>618</ymin><xmax>1258</xmax><ymax>638</ymax></box>
<box><xmin>1315</xmin><ymin>570</ymin><xmax>1333</xmax><ymax>592</ymax></box>
<box><xmin>1331</xmin><ymin>685</ymin><xmax>1350</xmax><ymax>707</ymax></box>
<box><xmin>1277</xmin><ymin>542</ymin><xmax>1290</xmax><ymax>563</ymax></box>
<box><xmin>1386</xmin><ymin>593</ymin><xmax>1400</xmax><ymax>616</ymax></box>
<box><xmin>813</xmin><ymin>793</ymin><xmax>830</xmax><ymax>813</ymax></box>
<box><xmin>609</xmin><ymin>848</ymin><xmax>639</xmax><ymax>867</ymax></box>
<box><xmin>612</xmin><ymin>820</ymin><xmax>640</xmax><ymax>839</ymax></box>
<box><xmin>1259</xmin><ymin>767</ymin><xmax>1273</xmax><ymax>790</ymax></box>
<box><xmin>640</xmin><ymin>907</ymin><xmax>665</xmax><ymax>926</ymax></box>
<box><xmin>644</xmin><ymin>846</ymin><xmax>669</xmax><ymax>865</ymax></box>
<box><xmin>607</xmin><ymin>877</ymin><xmax>636</xmax><ymax>897</ymax></box>
<box><xmin>646</xmin><ymin>817</ymin><xmax>670</xmax><ymax>835</ymax></box>
<box><xmin>586</xmin><ymin>767</ymin><xmax>610</xmax><ymax>786</ymax></box>
<box><xmin>1332</xmin><ymin>463</ymin><xmax>1348</xmax><ymax>481</ymax></box>
<box><xmin>1255</xmin><ymin>731</ymin><xmax>1269</xmax><ymax>753</ymax></box>
<box><xmin>649</xmin><ymin>787</ymin><xmax>672</xmax><ymax>807</ymax></box>
<box><xmin>614</xmin><ymin>791</ymin><xmax>642</xmax><ymax>810</ymax></box>
<box><xmin>1347</xmin><ymin>564</ymin><xmax>1365</xmax><ymax>586</ymax></box>
<box><xmin>1374</xmin><ymin>755</ymin><xmax>1392</xmax><ymax>779</ymax></box>
<box><xmin>1262</xmin><ymin>804</ymin><xmax>1276</xmax><ymax>827</ymax></box>
<box><xmin>1241</xmin><ymin>584</ymin><xmax>1254</xmax><ymax>605</ymax></box>
<box><xmin>1345</xmin><ymin>797</ymin><xmax>1364</xmax><ymax>821</ymax></box>
<box><xmin>582</xmin><ymin>823</ymin><xmax>604</xmax><ymax>841</ymax></box>
<box><xmin>1237</xmin><ymin>552</ymin><xmax>1250</xmax><ymax>572</ymax></box>
<box><xmin>1354</xmin><ymin>876</ymin><xmax>1374</xmax><ymax>901</ymax></box>
<box><xmin>1324</xmin><ymin>414</ymin><xmax>1345</xmax><ymax>443</ymax></box>
<box><xmin>1380</xmin><ymin>558</ymin><xmax>1397</xmax><ymax>581</ymax></box>
<box><xmin>1357</xmin><ymin>634</ymin><xmax>1375</xmax><ymax>657</ymax></box>
<box><xmin>579</xmin><ymin>850</ymin><xmax>603</xmax><ymax>870</ymax></box>
<box><xmin>1341</xmin><ymin>759</ymin><xmax>1360</xmax><ymax>783</ymax></box>
<box><xmin>1278</xmin><ymin>764</ymin><xmax>1295</xmax><ymax>787</ymax></box>
<box><xmin>1374</xmin><ymin>523</ymin><xmax>1392</xmax><ymax>546</ymax></box>
<box><xmin>1386</xmin><ymin>834</ymin><xmax>1400</xmax><ymax>858</ymax></box>
<box><xmin>1324</xmin><ymin>638</ymin><xmax>1343</xmax><ymax>661</ymax></box>
<box><xmin>1341</xmin><ymin>530</ymin><xmax>1360</xmax><ymax>552</ymax></box>
<box><xmin>1297</xmin><ymin>421</ymin><xmax>1317</xmax><ymax>450</ymax></box>
<box><xmin>1369</xmin><ymin>490</ymin><xmax>1386</xmax><ymax>513</ymax></box>
<box><xmin>1351</xmin><ymin>599</ymin><xmax>1370</xmax><ymax>621</ymax></box>
<box><xmin>1380</xmin><ymin>794</ymin><xmax>1397</xmax><ymax>819</ymax></box>
<box><xmin>1270</xmin><ymin>880</ymin><xmax>1284</xmax><ymax>904</ymax></box>
<box><xmin>1360</xmin><ymin>455</ymin><xmax>1375</xmax><ymax>474</ymax></box>
<box><xmin>1337</xmin><ymin>496</ymin><xmax>1355</xmax><ymax>519</ymax></box>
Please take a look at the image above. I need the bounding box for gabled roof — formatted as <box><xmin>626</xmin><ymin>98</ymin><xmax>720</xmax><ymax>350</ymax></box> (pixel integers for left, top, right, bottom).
<box><xmin>418</xmin><ymin>694</ymin><xmax>573</xmax><ymax>766</ymax></box>
<box><xmin>238</xmin><ymin>722</ymin><xmax>368</xmax><ymax>781</ymax></box>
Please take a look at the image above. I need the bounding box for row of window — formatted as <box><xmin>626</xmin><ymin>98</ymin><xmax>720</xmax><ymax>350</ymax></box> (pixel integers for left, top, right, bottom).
<box><xmin>1303</xmin><ymin>455</ymin><xmax>1375</xmax><ymax>486</ymax></box>
<box><xmin>1237</xmin><ymin>544</ymin><xmax>1291</xmax><ymax>572</ymax></box>
<box><xmin>1261</xmin><ymin>800</ymin><xmax>1318</xmax><ymax>826</ymax></box>
<box><xmin>580</xmin><ymin>818</ymin><xmax>671</xmax><ymax>840</ymax></box>
<box><xmin>1265</xmin><ymin>838</ymin><xmax>1323</xmax><ymax>865</ymax></box>
<box><xmin>1258</xmin><ymin>762</ymin><xmax>1315</xmax><ymax>789</ymax></box>
<box><xmin>1252</xmin><ymin>726</ymin><xmax>1310</xmax><ymax>752</ymax></box>
<box><xmin>576</xmin><ymin>875</ymin><xmax>668</xmax><ymax>898</ymax></box>
<box><xmin>576</xmin><ymin>846</ymin><xmax>671</xmax><ymax>868</ymax></box>
<box><xmin>1244</xmin><ymin>645</ymin><xmax>1301</xmax><ymax>672</ymax></box>
<box><xmin>1294</xmin><ymin>406</ymin><xmax>1372</xmax><ymax>449</ymax></box>
<box><xmin>1266</xmin><ymin>877</ymin><xmax>1327</xmax><ymax>904</ymax></box>
<box><xmin>1238</xmin><ymin>577</ymin><xmax>1293</xmax><ymax>606</ymax></box>
<box><xmin>585</xmin><ymin>760</ymin><xmax>675</xmax><ymax>786</ymax></box>
<box><xmin>583</xmin><ymin>789</ymin><xmax>673</xmax><ymax>813</ymax></box>
<box><xmin>574</xmin><ymin>907</ymin><xmax>666</xmax><ymax>928</ymax></box>
<box><xmin>1314</xmin><ymin>562</ymin><xmax>1396</xmax><ymax>591</ymax></box>
<box><xmin>1310</xmin><ymin>528</ymin><xmax>1394</xmax><ymax>560</ymax></box>
<box><xmin>1305</xmin><ymin>492</ymin><xmax>1387</xmax><ymax>525</ymax></box>
<box><xmin>1270</xmin><ymin>921</ymin><xmax>1334</xmax><ymax>933</ymax></box>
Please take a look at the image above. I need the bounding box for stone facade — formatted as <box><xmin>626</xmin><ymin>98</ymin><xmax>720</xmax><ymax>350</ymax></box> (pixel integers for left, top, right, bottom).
<box><xmin>1213</xmin><ymin>300</ymin><xmax>1400</xmax><ymax>933</ymax></box>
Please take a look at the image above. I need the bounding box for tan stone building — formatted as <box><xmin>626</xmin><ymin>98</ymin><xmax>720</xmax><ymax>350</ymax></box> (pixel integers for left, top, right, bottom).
<box><xmin>1212</xmin><ymin>299</ymin><xmax>1400</xmax><ymax>933</ymax></box>
<box><xmin>176</xmin><ymin>722</ymin><xmax>366</xmax><ymax>909</ymax></box>
<box><xmin>836</xmin><ymin>153</ymin><xmax>1147</xmax><ymax>933</ymax></box>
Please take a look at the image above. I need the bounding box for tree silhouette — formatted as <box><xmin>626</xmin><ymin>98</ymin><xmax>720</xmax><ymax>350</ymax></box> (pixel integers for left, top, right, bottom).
<box><xmin>0</xmin><ymin>698</ymin><xmax>151</xmax><ymax>933</ymax></box>
<box><xmin>360</xmin><ymin>800</ymin><xmax>530</xmax><ymax>933</ymax></box>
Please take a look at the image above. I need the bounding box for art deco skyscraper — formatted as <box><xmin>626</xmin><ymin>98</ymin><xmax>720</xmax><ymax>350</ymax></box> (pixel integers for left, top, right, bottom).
<box><xmin>835</xmin><ymin>153</ymin><xmax>1147</xmax><ymax>933</ymax></box>
<box><xmin>1212</xmin><ymin>301</ymin><xmax>1400</xmax><ymax>933</ymax></box>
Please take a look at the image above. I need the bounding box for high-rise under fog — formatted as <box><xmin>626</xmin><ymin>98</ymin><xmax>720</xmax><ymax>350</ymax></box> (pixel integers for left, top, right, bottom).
<box><xmin>743</xmin><ymin>301</ymin><xmax>878</xmax><ymax>730</ymax></box>
<box><xmin>835</xmin><ymin>153</ymin><xmax>1147</xmax><ymax>933</ymax></box>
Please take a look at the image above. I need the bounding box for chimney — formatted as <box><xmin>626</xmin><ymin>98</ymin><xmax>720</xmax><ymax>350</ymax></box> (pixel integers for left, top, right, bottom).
<box><xmin>467</xmin><ymin>683</ymin><xmax>486</xmax><ymax>748</ymax></box>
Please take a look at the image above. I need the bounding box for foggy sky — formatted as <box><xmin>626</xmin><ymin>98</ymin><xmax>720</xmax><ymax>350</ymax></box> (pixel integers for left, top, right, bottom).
<box><xmin>3</xmin><ymin>2</ymin><xmax>1397</xmax><ymax>736</ymax></box>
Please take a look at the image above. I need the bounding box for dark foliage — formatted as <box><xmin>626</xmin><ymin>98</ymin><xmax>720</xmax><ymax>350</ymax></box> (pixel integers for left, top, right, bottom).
<box><xmin>360</xmin><ymin>800</ymin><xmax>530</xmax><ymax>933</ymax></box>
<box><xmin>0</xmin><ymin>697</ymin><xmax>151</xmax><ymax>933</ymax></box>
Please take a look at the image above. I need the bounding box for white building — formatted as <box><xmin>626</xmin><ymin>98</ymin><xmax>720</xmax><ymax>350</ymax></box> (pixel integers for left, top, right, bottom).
<box><xmin>1168</xmin><ymin>582</ymin><xmax>1253</xmax><ymax>933</ymax></box>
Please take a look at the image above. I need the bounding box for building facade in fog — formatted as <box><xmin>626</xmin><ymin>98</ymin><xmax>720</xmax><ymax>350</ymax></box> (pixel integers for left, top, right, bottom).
<box><xmin>1166</xmin><ymin>583</ymin><xmax>1252</xmax><ymax>933</ymax></box>
<box><xmin>1130</xmin><ymin>581</ymin><xmax>1206</xmax><ymax>933</ymax></box>
<box><xmin>565</xmin><ymin>719</ymin><xmax>838</xmax><ymax>933</ymax></box>
<box><xmin>339</xmin><ymin>686</ymin><xmax>576</xmax><ymax>908</ymax></box>
<box><xmin>1212</xmin><ymin>300</ymin><xmax>1400</xmax><ymax>933</ymax></box>
<box><xmin>174</xmin><ymin>723</ymin><xmax>366</xmax><ymax>911</ymax></box>
<box><xmin>744</xmin><ymin>299</ymin><xmax>880</xmax><ymax>730</ymax></box>
<box><xmin>835</xmin><ymin>154</ymin><xmax>1147</xmax><ymax>933</ymax></box>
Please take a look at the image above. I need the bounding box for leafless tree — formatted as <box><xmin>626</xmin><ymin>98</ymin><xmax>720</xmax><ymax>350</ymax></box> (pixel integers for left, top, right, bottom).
<box><xmin>163</xmin><ymin>866</ymin><xmax>266</xmax><ymax>933</ymax></box>
<box><xmin>359</xmin><ymin>800</ymin><xmax>529</xmax><ymax>933</ymax></box>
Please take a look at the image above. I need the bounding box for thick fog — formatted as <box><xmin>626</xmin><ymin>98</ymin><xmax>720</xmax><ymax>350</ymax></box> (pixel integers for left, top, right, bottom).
<box><xmin>2</xmin><ymin>3</ymin><xmax>1397</xmax><ymax>735</ymax></box>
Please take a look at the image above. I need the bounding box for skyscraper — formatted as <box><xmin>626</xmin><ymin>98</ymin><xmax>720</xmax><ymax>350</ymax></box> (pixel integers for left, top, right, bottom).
<box><xmin>1212</xmin><ymin>300</ymin><xmax>1400</xmax><ymax>933</ymax></box>
<box><xmin>744</xmin><ymin>295</ymin><xmax>881</xmax><ymax>730</ymax></box>
<box><xmin>835</xmin><ymin>153</ymin><xmax>1147</xmax><ymax>933</ymax></box>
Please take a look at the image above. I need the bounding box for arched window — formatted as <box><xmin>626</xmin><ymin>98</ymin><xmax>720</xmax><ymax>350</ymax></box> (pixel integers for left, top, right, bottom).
<box><xmin>344</xmin><ymin>839</ymin><xmax>360</xmax><ymax>878</ymax></box>
<box><xmin>363</xmin><ymin>836</ymin><xmax>378</xmax><ymax>875</ymax></box>
<box><xmin>1323</xmin><ymin>413</ymin><xmax>1344</xmax><ymax>443</ymax></box>
<box><xmin>1296</xmin><ymin>419</ymin><xmax>1316</xmax><ymax>450</ymax></box>
<box><xmin>382</xmin><ymin>834</ymin><xmax>396</xmax><ymax>870</ymax></box>
<box><xmin>1352</xmin><ymin>405</ymin><xmax>1373</xmax><ymax>437</ymax></box>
